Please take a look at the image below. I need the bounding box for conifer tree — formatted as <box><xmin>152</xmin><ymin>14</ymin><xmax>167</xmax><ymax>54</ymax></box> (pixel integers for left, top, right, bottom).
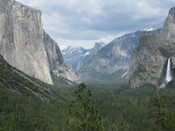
<box><xmin>67</xmin><ymin>83</ymin><xmax>106</xmax><ymax>131</ymax></box>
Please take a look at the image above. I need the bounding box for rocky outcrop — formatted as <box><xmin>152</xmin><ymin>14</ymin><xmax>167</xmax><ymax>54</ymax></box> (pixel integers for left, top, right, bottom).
<box><xmin>63</xmin><ymin>30</ymin><xmax>160</xmax><ymax>84</ymax></box>
<box><xmin>43</xmin><ymin>32</ymin><xmax>79</xmax><ymax>84</ymax></box>
<box><xmin>129</xmin><ymin>7</ymin><xmax>175</xmax><ymax>88</ymax></box>
<box><xmin>43</xmin><ymin>31</ymin><xmax>64</xmax><ymax>71</ymax></box>
<box><xmin>0</xmin><ymin>0</ymin><xmax>78</xmax><ymax>85</ymax></box>
<box><xmin>0</xmin><ymin>0</ymin><xmax>53</xmax><ymax>84</ymax></box>
<box><xmin>63</xmin><ymin>42</ymin><xmax>105</xmax><ymax>76</ymax></box>
<box><xmin>129</xmin><ymin>33</ymin><xmax>162</xmax><ymax>88</ymax></box>
<box><xmin>78</xmin><ymin>31</ymin><xmax>158</xmax><ymax>84</ymax></box>
<box><xmin>0</xmin><ymin>55</ymin><xmax>55</xmax><ymax>101</ymax></box>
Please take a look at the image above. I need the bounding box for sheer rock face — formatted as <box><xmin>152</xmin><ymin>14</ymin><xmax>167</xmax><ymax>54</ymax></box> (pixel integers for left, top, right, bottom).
<box><xmin>43</xmin><ymin>32</ymin><xmax>79</xmax><ymax>84</ymax></box>
<box><xmin>0</xmin><ymin>0</ymin><xmax>79</xmax><ymax>85</ymax></box>
<box><xmin>129</xmin><ymin>34</ymin><xmax>163</xmax><ymax>88</ymax></box>
<box><xmin>43</xmin><ymin>32</ymin><xmax>64</xmax><ymax>71</ymax></box>
<box><xmin>0</xmin><ymin>55</ymin><xmax>55</xmax><ymax>101</ymax></box>
<box><xmin>129</xmin><ymin>7</ymin><xmax>175</xmax><ymax>88</ymax></box>
<box><xmin>77</xmin><ymin>31</ymin><xmax>158</xmax><ymax>84</ymax></box>
<box><xmin>0</xmin><ymin>0</ymin><xmax>53</xmax><ymax>84</ymax></box>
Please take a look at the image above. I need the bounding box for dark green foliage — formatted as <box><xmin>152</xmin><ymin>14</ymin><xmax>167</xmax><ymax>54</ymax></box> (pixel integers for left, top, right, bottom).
<box><xmin>0</xmin><ymin>89</ymin><xmax>50</xmax><ymax>131</ymax></box>
<box><xmin>0</xmin><ymin>56</ymin><xmax>55</xmax><ymax>100</ymax></box>
<box><xmin>148</xmin><ymin>93</ymin><xmax>175</xmax><ymax>131</ymax></box>
<box><xmin>0</xmin><ymin>87</ymin><xmax>69</xmax><ymax>131</ymax></box>
<box><xmin>67</xmin><ymin>83</ymin><xmax>106</xmax><ymax>131</ymax></box>
<box><xmin>1</xmin><ymin>79</ymin><xmax>175</xmax><ymax>131</ymax></box>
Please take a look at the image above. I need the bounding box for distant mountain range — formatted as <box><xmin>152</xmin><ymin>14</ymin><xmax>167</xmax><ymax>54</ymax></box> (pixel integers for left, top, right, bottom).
<box><xmin>63</xmin><ymin>29</ymin><xmax>160</xmax><ymax>85</ymax></box>
<box><xmin>62</xmin><ymin>42</ymin><xmax>105</xmax><ymax>75</ymax></box>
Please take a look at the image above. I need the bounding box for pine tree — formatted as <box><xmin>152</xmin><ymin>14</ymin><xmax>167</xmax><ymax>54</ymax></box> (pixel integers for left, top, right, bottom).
<box><xmin>149</xmin><ymin>94</ymin><xmax>175</xmax><ymax>131</ymax></box>
<box><xmin>67</xmin><ymin>83</ymin><xmax>106</xmax><ymax>131</ymax></box>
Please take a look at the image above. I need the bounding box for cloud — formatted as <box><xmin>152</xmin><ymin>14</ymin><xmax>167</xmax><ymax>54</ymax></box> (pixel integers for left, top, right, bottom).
<box><xmin>17</xmin><ymin>0</ymin><xmax>175</xmax><ymax>48</ymax></box>
<box><xmin>57</xmin><ymin>34</ymin><xmax>120</xmax><ymax>50</ymax></box>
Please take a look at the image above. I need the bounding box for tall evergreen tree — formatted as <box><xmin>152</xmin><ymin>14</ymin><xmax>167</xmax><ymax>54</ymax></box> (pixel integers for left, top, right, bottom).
<box><xmin>67</xmin><ymin>83</ymin><xmax>106</xmax><ymax>131</ymax></box>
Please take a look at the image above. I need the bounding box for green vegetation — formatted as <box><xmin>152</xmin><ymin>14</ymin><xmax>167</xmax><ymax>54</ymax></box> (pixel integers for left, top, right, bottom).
<box><xmin>0</xmin><ymin>56</ymin><xmax>55</xmax><ymax>100</ymax></box>
<box><xmin>1</xmin><ymin>81</ymin><xmax>175</xmax><ymax>131</ymax></box>
<box><xmin>0</xmin><ymin>58</ymin><xmax>174</xmax><ymax>131</ymax></box>
<box><xmin>67</xmin><ymin>84</ymin><xmax>106</xmax><ymax>131</ymax></box>
<box><xmin>80</xmin><ymin>68</ymin><xmax>127</xmax><ymax>85</ymax></box>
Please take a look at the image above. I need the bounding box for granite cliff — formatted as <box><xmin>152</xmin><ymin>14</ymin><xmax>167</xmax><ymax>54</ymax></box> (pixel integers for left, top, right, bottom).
<box><xmin>44</xmin><ymin>32</ymin><xmax>79</xmax><ymax>84</ymax></box>
<box><xmin>129</xmin><ymin>7</ymin><xmax>175</xmax><ymax>88</ymax></box>
<box><xmin>63</xmin><ymin>31</ymin><xmax>159</xmax><ymax>84</ymax></box>
<box><xmin>78</xmin><ymin>32</ymin><xmax>144</xmax><ymax>84</ymax></box>
<box><xmin>0</xmin><ymin>55</ymin><xmax>55</xmax><ymax>101</ymax></box>
<box><xmin>63</xmin><ymin>30</ymin><xmax>159</xmax><ymax>85</ymax></box>
<box><xmin>0</xmin><ymin>0</ymin><xmax>78</xmax><ymax>85</ymax></box>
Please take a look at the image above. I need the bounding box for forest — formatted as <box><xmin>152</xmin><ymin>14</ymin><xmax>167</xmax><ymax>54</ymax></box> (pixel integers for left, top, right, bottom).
<box><xmin>1</xmin><ymin>83</ymin><xmax>175</xmax><ymax>131</ymax></box>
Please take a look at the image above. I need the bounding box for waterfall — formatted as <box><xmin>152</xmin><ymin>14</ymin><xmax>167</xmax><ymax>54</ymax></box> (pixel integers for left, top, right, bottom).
<box><xmin>165</xmin><ymin>58</ymin><xmax>173</xmax><ymax>83</ymax></box>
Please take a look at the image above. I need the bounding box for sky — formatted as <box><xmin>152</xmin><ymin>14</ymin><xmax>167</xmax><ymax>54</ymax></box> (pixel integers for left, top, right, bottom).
<box><xmin>17</xmin><ymin>0</ymin><xmax>175</xmax><ymax>49</ymax></box>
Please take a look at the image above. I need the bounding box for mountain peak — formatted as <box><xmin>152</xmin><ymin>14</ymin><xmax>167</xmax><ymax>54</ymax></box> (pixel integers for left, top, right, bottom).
<box><xmin>163</xmin><ymin>7</ymin><xmax>175</xmax><ymax>41</ymax></box>
<box><xmin>169</xmin><ymin>7</ymin><xmax>175</xmax><ymax>16</ymax></box>
<box><xmin>164</xmin><ymin>7</ymin><xmax>175</xmax><ymax>27</ymax></box>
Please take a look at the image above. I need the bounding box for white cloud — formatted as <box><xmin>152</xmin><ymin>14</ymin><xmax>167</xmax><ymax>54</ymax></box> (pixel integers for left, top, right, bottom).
<box><xmin>56</xmin><ymin>0</ymin><xmax>104</xmax><ymax>15</ymax></box>
<box><xmin>57</xmin><ymin>32</ymin><xmax>126</xmax><ymax>50</ymax></box>
<box><xmin>43</xmin><ymin>13</ymin><xmax>71</xmax><ymax>35</ymax></box>
<box><xmin>17</xmin><ymin>0</ymin><xmax>175</xmax><ymax>48</ymax></box>
<box><xmin>57</xmin><ymin>35</ymin><xmax>117</xmax><ymax>50</ymax></box>
<box><xmin>136</xmin><ymin>0</ymin><xmax>165</xmax><ymax>18</ymax></box>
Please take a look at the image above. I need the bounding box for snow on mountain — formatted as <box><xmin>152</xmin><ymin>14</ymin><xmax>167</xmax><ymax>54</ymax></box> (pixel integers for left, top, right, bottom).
<box><xmin>63</xmin><ymin>28</ymin><xmax>160</xmax><ymax>84</ymax></box>
<box><xmin>62</xmin><ymin>42</ymin><xmax>105</xmax><ymax>75</ymax></box>
<box><xmin>143</xmin><ymin>27</ymin><xmax>156</xmax><ymax>32</ymax></box>
<box><xmin>84</xmin><ymin>52</ymin><xmax>90</xmax><ymax>56</ymax></box>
